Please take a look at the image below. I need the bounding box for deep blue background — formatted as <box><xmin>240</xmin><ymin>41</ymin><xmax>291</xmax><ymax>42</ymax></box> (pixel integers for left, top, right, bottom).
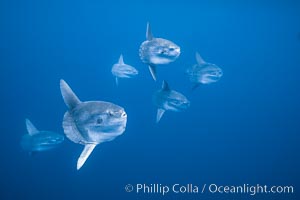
<box><xmin>0</xmin><ymin>0</ymin><xmax>299</xmax><ymax>199</ymax></box>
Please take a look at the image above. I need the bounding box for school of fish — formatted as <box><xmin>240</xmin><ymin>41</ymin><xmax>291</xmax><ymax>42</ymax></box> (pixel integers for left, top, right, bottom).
<box><xmin>21</xmin><ymin>23</ymin><xmax>223</xmax><ymax>170</ymax></box>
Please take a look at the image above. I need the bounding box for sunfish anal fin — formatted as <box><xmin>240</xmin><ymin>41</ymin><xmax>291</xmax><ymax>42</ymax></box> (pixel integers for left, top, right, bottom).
<box><xmin>60</xmin><ymin>79</ymin><xmax>81</xmax><ymax>110</ymax></box>
<box><xmin>77</xmin><ymin>144</ymin><xmax>97</xmax><ymax>170</ymax></box>
<box><xmin>156</xmin><ymin>109</ymin><xmax>165</xmax><ymax>123</ymax></box>
<box><xmin>148</xmin><ymin>65</ymin><xmax>157</xmax><ymax>81</ymax></box>
<box><xmin>115</xmin><ymin>77</ymin><xmax>119</xmax><ymax>86</ymax></box>
<box><xmin>25</xmin><ymin>118</ymin><xmax>39</xmax><ymax>136</ymax></box>
<box><xmin>146</xmin><ymin>22</ymin><xmax>153</xmax><ymax>41</ymax></box>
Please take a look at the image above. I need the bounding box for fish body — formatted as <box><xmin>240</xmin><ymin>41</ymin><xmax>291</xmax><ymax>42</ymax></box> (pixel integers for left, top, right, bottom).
<box><xmin>186</xmin><ymin>52</ymin><xmax>223</xmax><ymax>88</ymax></box>
<box><xmin>21</xmin><ymin>119</ymin><xmax>64</xmax><ymax>152</ymax></box>
<box><xmin>111</xmin><ymin>54</ymin><xmax>138</xmax><ymax>85</ymax></box>
<box><xmin>60</xmin><ymin>80</ymin><xmax>127</xmax><ymax>170</ymax></box>
<box><xmin>139</xmin><ymin>23</ymin><xmax>180</xmax><ymax>81</ymax></box>
<box><xmin>153</xmin><ymin>81</ymin><xmax>190</xmax><ymax>123</ymax></box>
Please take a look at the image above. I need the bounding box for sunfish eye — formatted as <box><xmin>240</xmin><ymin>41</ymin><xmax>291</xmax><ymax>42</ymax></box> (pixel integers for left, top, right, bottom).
<box><xmin>122</xmin><ymin>112</ymin><xmax>127</xmax><ymax>117</ymax></box>
<box><xmin>169</xmin><ymin>47</ymin><xmax>175</xmax><ymax>51</ymax></box>
<box><xmin>108</xmin><ymin>111</ymin><xmax>113</xmax><ymax>117</ymax></box>
<box><xmin>96</xmin><ymin>118</ymin><xmax>103</xmax><ymax>124</ymax></box>
<box><xmin>172</xmin><ymin>100</ymin><xmax>180</xmax><ymax>105</ymax></box>
<box><xmin>159</xmin><ymin>49</ymin><xmax>167</xmax><ymax>55</ymax></box>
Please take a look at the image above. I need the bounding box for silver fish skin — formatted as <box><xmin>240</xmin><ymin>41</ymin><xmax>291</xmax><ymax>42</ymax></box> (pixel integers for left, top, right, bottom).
<box><xmin>186</xmin><ymin>63</ymin><xmax>223</xmax><ymax>84</ymax></box>
<box><xmin>139</xmin><ymin>38</ymin><xmax>180</xmax><ymax>65</ymax></box>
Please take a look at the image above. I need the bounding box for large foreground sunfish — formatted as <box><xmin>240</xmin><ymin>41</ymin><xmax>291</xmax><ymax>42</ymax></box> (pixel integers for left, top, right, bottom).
<box><xmin>139</xmin><ymin>23</ymin><xmax>180</xmax><ymax>81</ymax></box>
<box><xmin>60</xmin><ymin>79</ymin><xmax>127</xmax><ymax>170</ymax></box>
<box><xmin>21</xmin><ymin>119</ymin><xmax>64</xmax><ymax>154</ymax></box>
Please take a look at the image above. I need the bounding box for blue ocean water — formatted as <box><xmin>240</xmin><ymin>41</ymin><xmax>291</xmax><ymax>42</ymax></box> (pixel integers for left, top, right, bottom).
<box><xmin>0</xmin><ymin>0</ymin><xmax>299</xmax><ymax>199</ymax></box>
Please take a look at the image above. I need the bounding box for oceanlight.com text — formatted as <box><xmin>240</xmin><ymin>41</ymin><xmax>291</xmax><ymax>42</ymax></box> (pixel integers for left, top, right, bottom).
<box><xmin>124</xmin><ymin>183</ymin><xmax>294</xmax><ymax>196</ymax></box>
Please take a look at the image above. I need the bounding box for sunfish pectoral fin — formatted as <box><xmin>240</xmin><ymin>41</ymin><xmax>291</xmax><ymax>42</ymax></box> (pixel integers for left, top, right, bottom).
<box><xmin>148</xmin><ymin>65</ymin><xmax>157</xmax><ymax>81</ymax></box>
<box><xmin>60</xmin><ymin>79</ymin><xmax>81</xmax><ymax>110</ymax></box>
<box><xmin>195</xmin><ymin>52</ymin><xmax>205</xmax><ymax>65</ymax></box>
<box><xmin>77</xmin><ymin>144</ymin><xmax>97</xmax><ymax>170</ymax></box>
<box><xmin>146</xmin><ymin>22</ymin><xmax>153</xmax><ymax>41</ymax></box>
<box><xmin>25</xmin><ymin>118</ymin><xmax>39</xmax><ymax>136</ymax></box>
<box><xmin>156</xmin><ymin>109</ymin><xmax>165</xmax><ymax>123</ymax></box>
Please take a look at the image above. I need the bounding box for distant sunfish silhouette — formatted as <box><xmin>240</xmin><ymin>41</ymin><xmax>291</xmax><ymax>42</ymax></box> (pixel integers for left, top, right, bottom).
<box><xmin>153</xmin><ymin>81</ymin><xmax>190</xmax><ymax>123</ymax></box>
<box><xmin>111</xmin><ymin>54</ymin><xmax>138</xmax><ymax>86</ymax></box>
<box><xmin>139</xmin><ymin>22</ymin><xmax>180</xmax><ymax>81</ymax></box>
<box><xmin>186</xmin><ymin>52</ymin><xmax>223</xmax><ymax>89</ymax></box>
<box><xmin>21</xmin><ymin>119</ymin><xmax>64</xmax><ymax>153</ymax></box>
<box><xmin>60</xmin><ymin>79</ymin><xmax>127</xmax><ymax>170</ymax></box>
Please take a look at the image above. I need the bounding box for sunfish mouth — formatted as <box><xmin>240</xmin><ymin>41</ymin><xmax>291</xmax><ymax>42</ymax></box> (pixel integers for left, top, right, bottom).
<box><xmin>90</xmin><ymin>122</ymin><xmax>126</xmax><ymax>134</ymax></box>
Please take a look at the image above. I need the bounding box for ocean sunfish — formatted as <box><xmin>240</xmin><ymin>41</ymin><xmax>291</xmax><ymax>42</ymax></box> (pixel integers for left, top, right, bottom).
<box><xmin>111</xmin><ymin>54</ymin><xmax>138</xmax><ymax>86</ymax></box>
<box><xmin>60</xmin><ymin>79</ymin><xmax>127</xmax><ymax>170</ymax></box>
<box><xmin>21</xmin><ymin>118</ymin><xmax>64</xmax><ymax>154</ymax></box>
<box><xmin>153</xmin><ymin>80</ymin><xmax>190</xmax><ymax>123</ymax></box>
<box><xmin>186</xmin><ymin>52</ymin><xmax>223</xmax><ymax>89</ymax></box>
<box><xmin>139</xmin><ymin>22</ymin><xmax>180</xmax><ymax>81</ymax></box>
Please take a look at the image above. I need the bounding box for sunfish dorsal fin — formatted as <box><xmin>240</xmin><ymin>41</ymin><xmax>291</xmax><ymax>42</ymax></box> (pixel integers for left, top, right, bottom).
<box><xmin>25</xmin><ymin>118</ymin><xmax>39</xmax><ymax>136</ymax></box>
<box><xmin>77</xmin><ymin>144</ymin><xmax>97</xmax><ymax>170</ymax></box>
<box><xmin>156</xmin><ymin>109</ymin><xmax>165</xmax><ymax>123</ymax></box>
<box><xmin>148</xmin><ymin>65</ymin><xmax>157</xmax><ymax>81</ymax></box>
<box><xmin>60</xmin><ymin>79</ymin><xmax>81</xmax><ymax>110</ymax></box>
<box><xmin>195</xmin><ymin>52</ymin><xmax>205</xmax><ymax>65</ymax></box>
<box><xmin>162</xmin><ymin>80</ymin><xmax>170</xmax><ymax>91</ymax></box>
<box><xmin>146</xmin><ymin>22</ymin><xmax>153</xmax><ymax>41</ymax></box>
<box><xmin>118</xmin><ymin>54</ymin><xmax>124</xmax><ymax>65</ymax></box>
